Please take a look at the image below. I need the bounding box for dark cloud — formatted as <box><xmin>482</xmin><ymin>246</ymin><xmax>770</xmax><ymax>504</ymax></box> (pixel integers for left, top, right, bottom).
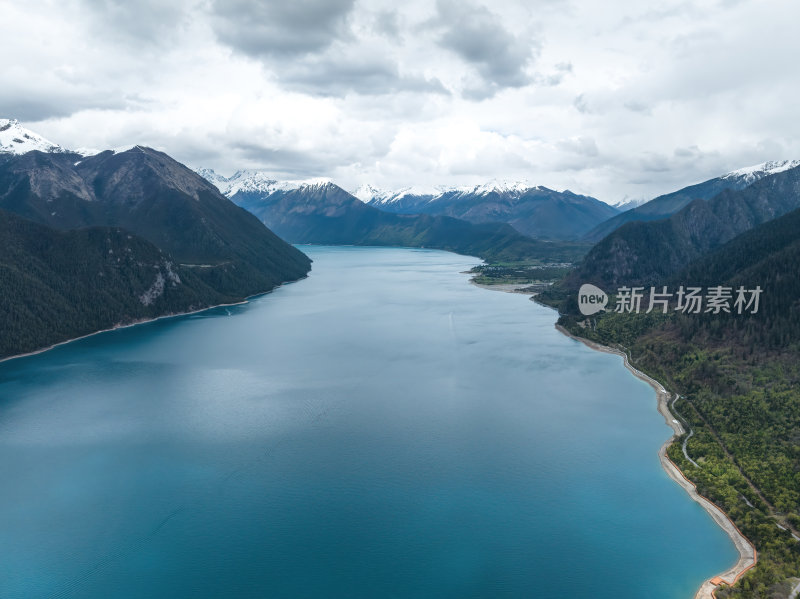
<box><xmin>673</xmin><ymin>146</ymin><xmax>699</xmax><ymax>158</ymax></box>
<box><xmin>225</xmin><ymin>141</ymin><xmax>336</xmax><ymax>177</ymax></box>
<box><xmin>0</xmin><ymin>85</ymin><xmax>128</xmax><ymax>121</ymax></box>
<box><xmin>461</xmin><ymin>84</ymin><xmax>498</xmax><ymax>102</ymax></box>
<box><xmin>0</xmin><ymin>98</ymin><xmax>83</xmax><ymax>122</ymax></box>
<box><xmin>372</xmin><ymin>10</ymin><xmax>401</xmax><ymax>39</ymax></box>
<box><xmin>208</xmin><ymin>0</ymin><xmax>444</xmax><ymax>98</ymax></box>
<box><xmin>436</xmin><ymin>0</ymin><xmax>538</xmax><ymax>97</ymax></box>
<box><xmin>221</xmin><ymin>136</ymin><xmax>390</xmax><ymax>180</ymax></box>
<box><xmin>80</xmin><ymin>0</ymin><xmax>189</xmax><ymax>47</ymax></box>
<box><xmin>624</xmin><ymin>100</ymin><xmax>651</xmax><ymax>114</ymax></box>
<box><xmin>278</xmin><ymin>54</ymin><xmax>450</xmax><ymax>97</ymax></box>
<box><xmin>638</xmin><ymin>153</ymin><xmax>674</xmax><ymax>173</ymax></box>
<box><xmin>210</xmin><ymin>0</ymin><xmax>355</xmax><ymax>58</ymax></box>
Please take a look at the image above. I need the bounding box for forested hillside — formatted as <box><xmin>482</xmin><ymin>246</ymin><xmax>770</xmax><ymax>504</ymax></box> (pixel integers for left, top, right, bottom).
<box><xmin>569</xmin><ymin>164</ymin><xmax>800</xmax><ymax>289</ymax></box>
<box><xmin>540</xmin><ymin>205</ymin><xmax>800</xmax><ymax>597</ymax></box>
<box><xmin>0</xmin><ymin>209</ymin><xmax>230</xmax><ymax>358</ymax></box>
<box><xmin>0</xmin><ymin>147</ymin><xmax>312</xmax><ymax>358</ymax></box>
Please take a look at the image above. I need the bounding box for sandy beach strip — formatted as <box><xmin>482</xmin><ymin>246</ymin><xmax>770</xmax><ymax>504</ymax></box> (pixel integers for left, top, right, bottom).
<box><xmin>555</xmin><ymin>325</ymin><xmax>757</xmax><ymax>599</ymax></box>
<box><xmin>469</xmin><ymin>280</ymin><xmax>542</xmax><ymax>294</ymax></box>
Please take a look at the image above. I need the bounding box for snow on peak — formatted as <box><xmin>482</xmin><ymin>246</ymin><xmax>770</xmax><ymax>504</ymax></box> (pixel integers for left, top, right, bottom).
<box><xmin>0</xmin><ymin>118</ymin><xmax>67</xmax><ymax>154</ymax></box>
<box><xmin>466</xmin><ymin>179</ymin><xmax>534</xmax><ymax>196</ymax></box>
<box><xmin>109</xmin><ymin>144</ymin><xmax>149</xmax><ymax>155</ymax></box>
<box><xmin>723</xmin><ymin>159</ymin><xmax>800</xmax><ymax>184</ymax></box>
<box><xmin>353</xmin><ymin>183</ymin><xmax>391</xmax><ymax>204</ymax></box>
<box><xmin>354</xmin><ymin>179</ymin><xmax>548</xmax><ymax>205</ymax></box>
<box><xmin>197</xmin><ymin>168</ymin><xmax>333</xmax><ymax>197</ymax></box>
<box><xmin>199</xmin><ymin>170</ymin><xmax>552</xmax><ymax>204</ymax></box>
<box><xmin>394</xmin><ymin>184</ymin><xmax>453</xmax><ymax>199</ymax></box>
<box><xmin>611</xmin><ymin>197</ymin><xmax>646</xmax><ymax>210</ymax></box>
<box><xmin>265</xmin><ymin>177</ymin><xmax>333</xmax><ymax>193</ymax></box>
<box><xmin>363</xmin><ymin>184</ymin><xmax>452</xmax><ymax>204</ymax></box>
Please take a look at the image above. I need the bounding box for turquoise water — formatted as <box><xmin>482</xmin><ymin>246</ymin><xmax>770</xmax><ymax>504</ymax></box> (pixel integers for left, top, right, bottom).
<box><xmin>0</xmin><ymin>246</ymin><xmax>735</xmax><ymax>598</ymax></box>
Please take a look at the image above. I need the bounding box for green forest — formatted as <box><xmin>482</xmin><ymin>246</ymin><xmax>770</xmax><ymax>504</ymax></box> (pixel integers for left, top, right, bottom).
<box><xmin>536</xmin><ymin>208</ymin><xmax>800</xmax><ymax>597</ymax></box>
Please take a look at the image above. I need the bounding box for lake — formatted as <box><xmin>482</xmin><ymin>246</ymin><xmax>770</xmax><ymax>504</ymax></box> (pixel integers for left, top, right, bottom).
<box><xmin>0</xmin><ymin>246</ymin><xmax>736</xmax><ymax>598</ymax></box>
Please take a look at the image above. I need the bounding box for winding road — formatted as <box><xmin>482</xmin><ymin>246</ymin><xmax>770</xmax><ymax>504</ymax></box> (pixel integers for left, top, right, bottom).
<box><xmin>554</xmin><ymin>326</ymin><xmax>757</xmax><ymax>599</ymax></box>
<box><xmin>671</xmin><ymin>394</ymin><xmax>700</xmax><ymax>468</ymax></box>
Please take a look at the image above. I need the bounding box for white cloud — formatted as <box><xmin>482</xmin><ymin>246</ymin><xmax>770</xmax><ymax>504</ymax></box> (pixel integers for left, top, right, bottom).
<box><xmin>2</xmin><ymin>0</ymin><xmax>800</xmax><ymax>203</ymax></box>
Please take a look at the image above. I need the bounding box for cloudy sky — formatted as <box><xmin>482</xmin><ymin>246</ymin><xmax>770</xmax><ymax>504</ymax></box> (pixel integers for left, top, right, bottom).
<box><xmin>3</xmin><ymin>0</ymin><xmax>799</xmax><ymax>202</ymax></box>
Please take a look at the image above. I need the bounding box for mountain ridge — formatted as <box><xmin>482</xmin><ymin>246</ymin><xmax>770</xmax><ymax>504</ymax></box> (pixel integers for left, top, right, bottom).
<box><xmin>566</xmin><ymin>162</ymin><xmax>800</xmax><ymax>290</ymax></box>
<box><xmin>0</xmin><ymin>118</ymin><xmax>67</xmax><ymax>155</ymax></box>
<box><xmin>200</xmin><ymin>168</ymin><xmax>616</xmax><ymax>241</ymax></box>
<box><xmin>354</xmin><ymin>179</ymin><xmax>618</xmax><ymax>240</ymax></box>
<box><xmin>0</xmin><ymin>143</ymin><xmax>312</xmax><ymax>355</ymax></box>
<box><xmin>200</xmin><ymin>170</ymin><xmax>589</xmax><ymax>264</ymax></box>
<box><xmin>584</xmin><ymin>160</ymin><xmax>800</xmax><ymax>242</ymax></box>
<box><xmin>0</xmin><ymin>207</ymin><xmax>235</xmax><ymax>358</ymax></box>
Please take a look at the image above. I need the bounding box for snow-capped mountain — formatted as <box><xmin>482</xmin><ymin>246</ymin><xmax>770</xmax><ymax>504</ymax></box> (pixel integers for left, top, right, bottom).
<box><xmin>200</xmin><ymin>168</ymin><xmax>332</xmax><ymax>197</ymax></box>
<box><xmin>610</xmin><ymin>197</ymin><xmax>647</xmax><ymax>211</ymax></box>
<box><xmin>454</xmin><ymin>179</ymin><xmax>537</xmax><ymax>197</ymax></box>
<box><xmin>721</xmin><ymin>159</ymin><xmax>800</xmax><ymax>185</ymax></box>
<box><xmin>199</xmin><ymin>168</ymin><xmax>616</xmax><ymax>239</ymax></box>
<box><xmin>584</xmin><ymin>158</ymin><xmax>800</xmax><ymax>241</ymax></box>
<box><xmin>0</xmin><ymin>118</ymin><xmax>67</xmax><ymax>154</ymax></box>
<box><xmin>575</xmin><ymin>159</ymin><xmax>800</xmax><ymax>289</ymax></box>
<box><xmin>196</xmin><ymin>167</ymin><xmax>581</xmax><ymax>262</ymax></box>
<box><xmin>352</xmin><ymin>183</ymin><xmax>391</xmax><ymax>204</ymax></box>
<box><xmin>355</xmin><ymin>180</ymin><xmax>541</xmax><ymax>207</ymax></box>
<box><xmin>353</xmin><ymin>179</ymin><xmax>615</xmax><ymax>240</ymax></box>
<box><xmin>354</xmin><ymin>184</ymin><xmax>451</xmax><ymax>206</ymax></box>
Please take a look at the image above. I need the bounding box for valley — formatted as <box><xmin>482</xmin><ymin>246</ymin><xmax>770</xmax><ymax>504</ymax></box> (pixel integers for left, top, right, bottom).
<box><xmin>3</xmin><ymin>117</ymin><xmax>800</xmax><ymax>599</ymax></box>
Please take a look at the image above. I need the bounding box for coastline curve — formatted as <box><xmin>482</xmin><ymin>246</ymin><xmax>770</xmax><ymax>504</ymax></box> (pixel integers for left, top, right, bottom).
<box><xmin>555</xmin><ymin>325</ymin><xmax>757</xmax><ymax>599</ymax></box>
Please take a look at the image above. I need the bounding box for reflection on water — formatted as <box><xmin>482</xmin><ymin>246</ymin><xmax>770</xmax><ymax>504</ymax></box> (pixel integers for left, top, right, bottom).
<box><xmin>0</xmin><ymin>246</ymin><xmax>735</xmax><ymax>599</ymax></box>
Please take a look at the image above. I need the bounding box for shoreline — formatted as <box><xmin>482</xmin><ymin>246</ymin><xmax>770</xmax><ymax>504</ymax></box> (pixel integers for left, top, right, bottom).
<box><xmin>0</xmin><ymin>275</ymin><xmax>308</xmax><ymax>365</ymax></box>
<box><xmin>468</xmin><ymin>279</ymin><xmax>544</xmax><ymax>295</ymax></box>
<box><xmin>555</xmin><ymin>324</ymin><xmax>757</xmax><ymax>599</ymax></box>
<box><xmin>4</xmin><ymin>255</ymin><xmax>757</xmax><ymax>598</ymax></box>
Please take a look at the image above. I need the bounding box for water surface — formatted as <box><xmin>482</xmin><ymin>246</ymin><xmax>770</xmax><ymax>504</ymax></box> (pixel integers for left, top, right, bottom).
<box><xmin>0</xmin><ymin>246</ymin><xmax>735</xmax><ymax>598</ymax></box>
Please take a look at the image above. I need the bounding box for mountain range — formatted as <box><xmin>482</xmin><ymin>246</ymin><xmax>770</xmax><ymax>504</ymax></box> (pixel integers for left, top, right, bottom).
<box><xmin>354</xmin><ymin>180</ymin><xmax>618</xmax><ymax>240</ymax></box>
<box><xmin>583</xmin><ymin>160</ymin><xmax>800</xmax><ymax>242</ymax></box>
<box><xmin>567</xmin><ymin>162</ymin><xmax>800</xmax><ymax>290</ymax></box>
<box><xmin>201</xmin><ymin>170</ymin><xmax>590</xmax><ymax>264</ymax></box>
